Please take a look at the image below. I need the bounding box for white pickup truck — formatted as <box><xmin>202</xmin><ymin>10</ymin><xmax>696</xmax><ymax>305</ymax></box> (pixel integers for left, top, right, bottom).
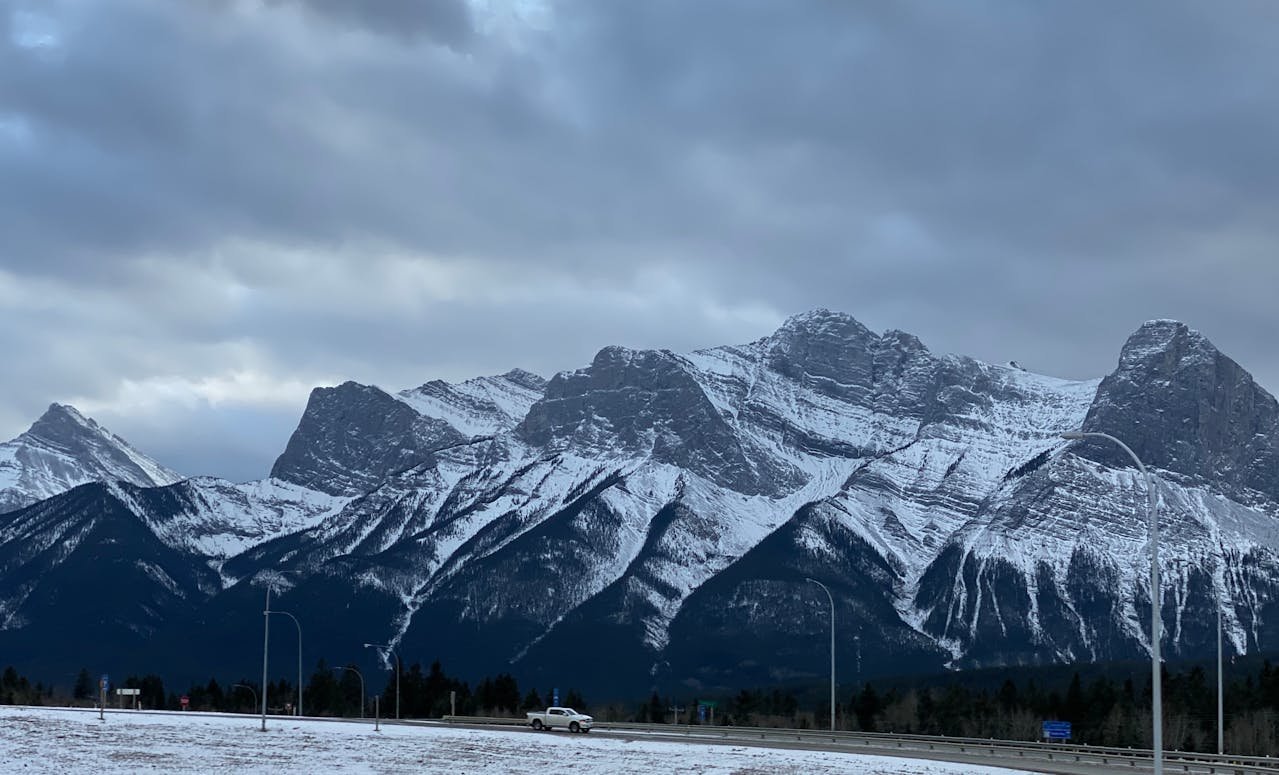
<box><xmin>526</xmin><ymin>706</ymin><xmax>593</xmax><ymax>733</ymax></box>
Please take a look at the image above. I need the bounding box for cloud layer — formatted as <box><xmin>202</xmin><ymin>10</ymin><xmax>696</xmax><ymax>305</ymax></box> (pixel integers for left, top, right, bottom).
<box><xmin>3</xmin><ymin>0</ymin><xmax>1277</xmax><ymax>480</ymax></box>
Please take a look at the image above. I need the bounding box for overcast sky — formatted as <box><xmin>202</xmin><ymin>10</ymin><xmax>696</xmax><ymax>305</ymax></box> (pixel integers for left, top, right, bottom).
<box><xmin>3</xmin><ymin>0</ymin><xmax>1278</xmax><ymax>482</ymax></box>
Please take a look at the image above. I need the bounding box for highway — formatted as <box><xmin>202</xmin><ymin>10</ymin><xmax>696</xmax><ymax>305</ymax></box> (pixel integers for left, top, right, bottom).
<box><xmin>442</xmin><ymin>715</ymin><xmax>1279</xmax><ymax>775</ymax></box>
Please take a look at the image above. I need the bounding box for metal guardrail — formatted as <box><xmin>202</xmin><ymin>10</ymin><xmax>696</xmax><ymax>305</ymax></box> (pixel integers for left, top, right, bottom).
<box><xmin>442</xmin><ymin>715</ymin><xmax>1279</xmax><ymax>774</ymax></box>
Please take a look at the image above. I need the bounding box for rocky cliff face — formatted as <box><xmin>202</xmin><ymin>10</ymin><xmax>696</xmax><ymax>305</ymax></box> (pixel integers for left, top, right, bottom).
<box><xmin>3</xmin><ymin>311</ymin><xmax>1278</xmax><ymax>698</ymax></box>
<box><xmin>270</xmin><ymin>381</ymin><xmax>468</xmax><ymax>496</ymax></box>
<box><xmin>1081</xmin><ymin>320</ymin><xmax>1279</xmax><ymax>501</ymax></box>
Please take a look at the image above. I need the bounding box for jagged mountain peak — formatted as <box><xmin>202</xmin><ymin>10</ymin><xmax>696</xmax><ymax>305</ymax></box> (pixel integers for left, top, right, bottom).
<box><xmin>586</xmin><ymin>344</ymin><xmax>682</xmax><ymax>373</ymax></box>
<box><xmin>880</xmin><ymin>328</ymin><xmax>927</xmax><ymax>352</ymax></box>
<box><xmin>271</xmin><ymin>381</ymin><xmax>466</xmax><ymax>496</ymax></box>
<box><xmin>498</xmin><ymin>368</ymin><xmax>548</xmax><ymax>392</ymax></box>
<box><xmin>1115</xmin><ymin>319</ymin><xmax>1216</xmax><ymax>372</ymax></box>
<box><xmin>30</xmin><ymin>402</ymin><xmax>94</xmax><ymax>433</ymax></box>
<box><xmin>769</xmin><ymin>308</ymin><xmax>877</xmax><ymax>348</ymax></box>
<box><xmin>334</xmin><ymin>380</ymin><xmax>391</xmax><ymax>397</ymax></box>
<box><xmin>1081</xmin><ymin>320</ymin><xmax>1279</xmax><ymax>499</ymax></box>
<box><xmin>25</xmin><ymin>403</ymin><xmax>147</xmax><ymax>454</ymax></box>
<box><xmin>0</xmin><ymin>403</ymin><xmax>183</xmax><ymax>514</ymax></box>
<box><xmin>763</xmin><ymin>310</ymin><xmax>921</xmax><ymax>407</ymax></box>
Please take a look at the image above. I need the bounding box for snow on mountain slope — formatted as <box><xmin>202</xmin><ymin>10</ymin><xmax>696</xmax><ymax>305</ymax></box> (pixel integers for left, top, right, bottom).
<box><xmin>226</xmin><ymin>433</ymin><xmax>546</xmax><ymax>585</ymax></box>
<box><xmin>898</xmin><ymin>319</ymin><xmax>1279</xmax><ymax>669</ymax></box>
<box><xmin>245</xmin><ymin>311</ymin><xmax>1121</xmax><ymax>672</ymax></box>
<box><xmin>397</xmin><ymin>369</ymin><xmax>547</xmax><ymax>438</ymax></box>
<box><xmin>7</xmin><ymin>310</ymin><xmax>1279</xmax><ymax>694</ymax></box>
<box><xmin>318</xmin><ymin>312</ymin><xmax>1108</xmax><ymax>670</ymax></box>
<box><xmin>0</xmin><ymin>482</ymin><xmax>222</xmax><ymax>635</ymax></box>
<box><xmin>686</xmin><ymin>318</ymin><xmax>1101</xmax><ymax>587</ymax></box>
<box><xmin>105</xmin><ymin>477</ymin><xmax>352</xmax><ymax>562</ymax></box>
<box><xmin>920</xmin><ymin>453</ymin><xmax>1279</xmax><ymax>666</ymax></box>
<box><xmin>610</xmin><ymin>455</ymin><xmax>867</xmax><ymax>652</ymax></box>
<box><xmin>0</xmin><ymin>404</ymin><xmax>183</xmax><ymax>514</ymax></box>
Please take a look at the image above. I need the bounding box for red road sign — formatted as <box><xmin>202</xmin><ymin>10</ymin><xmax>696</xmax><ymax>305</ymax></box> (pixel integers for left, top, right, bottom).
<box><xmin>180</xmin><ymin>695</ymin><xmax>190</xmax><ymax>709</ymax></box>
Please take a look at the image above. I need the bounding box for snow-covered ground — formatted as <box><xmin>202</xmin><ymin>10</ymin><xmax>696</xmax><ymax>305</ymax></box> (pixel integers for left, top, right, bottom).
<box><xmin>0</xmin><ymin>706</ymin><xmax>1036</xmax><ymax>774</ymax></box>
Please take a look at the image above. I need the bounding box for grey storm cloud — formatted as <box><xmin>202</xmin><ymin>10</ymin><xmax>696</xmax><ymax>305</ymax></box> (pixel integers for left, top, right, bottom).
<box><xmin>2</xmin><ymin>0</ymin><xmax>1278</xmax><ymax>480</ymax></box>
<box><xmin>276</xmin><ymin>0</ymin><xmax>476</xmax><ymax>48</ymax></box>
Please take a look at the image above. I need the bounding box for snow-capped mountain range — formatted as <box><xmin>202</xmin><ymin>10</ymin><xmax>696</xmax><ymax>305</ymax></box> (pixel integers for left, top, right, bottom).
<box><xmin>1</xmin><ymin>311</ymin><xmax>1276</xmax><ymax>697</ymax></box>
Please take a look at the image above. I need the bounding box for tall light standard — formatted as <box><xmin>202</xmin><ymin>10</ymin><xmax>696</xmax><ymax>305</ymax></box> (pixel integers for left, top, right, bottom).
<box><xmin>333</xmin><ymin>665</ymin><xmax>366</xmax><ymax>719</ymax></box>
<box><xmin>1216</xmin><ymin>574</ymin><xmax>1224</xmax><ymax>755</ymax></box>
<box><xmin>260</xmin><ymin>586</ymin><xmax>271</xmax><ymax>731</ymax></box>
<box><xmin>1210</xmin><ymin>545</ymin><xmax>1229</xmax><ymax>755</ymax></box>
<box><xmin>806</xmin><ymin>577</ymin><xmax>835</xmax><ymax>733</ymax></box>
<box><xmin>267</xmin><ymin>610</ymin><xmax>303</xmax><ymax>716</ymax></box>
<box><xmin>1061</xmin><ymin>431</ymin><xmax>1161</xmax><ymax>775</ymax></box>
<box><xmin>364</xmin><ymin>642</ymin><xmax>401</xmax><ymax>720</ymax></box>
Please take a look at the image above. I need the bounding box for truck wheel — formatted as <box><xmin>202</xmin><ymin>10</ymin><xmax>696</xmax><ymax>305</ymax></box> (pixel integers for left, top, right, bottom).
<box><xmin>569</xmin><ymin>722</ymin><xmax>581</xmax><ymax>733</ymax></box>
<box><xmin>532</xmin><ymin>719</ymin><xmax>544</xmax><ymax>730</ymax></box>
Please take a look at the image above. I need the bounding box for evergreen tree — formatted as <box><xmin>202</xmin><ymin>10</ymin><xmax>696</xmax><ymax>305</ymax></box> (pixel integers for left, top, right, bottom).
<box><xmin>853</xmin><ymin>683</ymin><xmax>880</xmax><ymax>732</ymax></box>
<box><xmin>73</xmin><ymin>668</ymin><xmax>93</xmax><ymax>701</ymax></box>
<box><xmin>997</xmin><ymin>678</ymin><xmax>1019</xmax><ymax>712</ymax></box>
<box><xmin>521</xmin><ymin>688</ymin><xmax>543</xmax><ymax>710</ymax></box>
<box><xmin>648</xmin><ymin>691</ymin><xmax>665</xmax><ymax>723</ymax></box>
<box><xmin>336</xmin><ymin>666</ymin><xmax>365</xmax><ymax>717</ymax></box>
<box><xmin>305</xmin><ymin>659</ymin><xmax>341</xmax><ymax>716</ymax></box>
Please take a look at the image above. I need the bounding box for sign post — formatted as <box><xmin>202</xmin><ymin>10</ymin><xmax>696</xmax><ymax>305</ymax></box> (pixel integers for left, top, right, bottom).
<box><xmin>99</xmin><ymin>675</ymin><xmax>109</xmax><ymax>721</ymax></box>
<box><xmin>116</xmin><ymin>687</ymin><xmax>141</xmax><ymax>710</ymax></box>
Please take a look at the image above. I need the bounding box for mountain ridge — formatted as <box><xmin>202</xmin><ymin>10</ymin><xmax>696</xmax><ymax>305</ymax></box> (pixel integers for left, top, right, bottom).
<box><xmin>2</xmin><ymin>310</ymin><xmax>1277</xmax><ymax>699</ymax></box>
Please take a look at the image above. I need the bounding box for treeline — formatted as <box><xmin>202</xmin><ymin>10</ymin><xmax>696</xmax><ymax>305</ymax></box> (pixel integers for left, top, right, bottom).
<box><xmin>1</xmin><ymin>666</ymin><xmax>52</xmax><ymax>705</ymax></box>
<box><xmin>5</xmin><ymin>660</ymin><xmax>588</xmax><ymax>718</ymax></box>
<box><xmin>50</xmin><ymin>660</ymin><xmax>585</xmax><ymax>719</ymax></box>
<box><xmin>682</xmin><ymin>661</ymin><xmax>1279</xmax><ymax>756</ymax></box>
<box><xmin>304</xmin><ymin>658</ymin><xmax>587</xmax><ymax>718</ymax></box>
<box><xmin>9</xmin><ymin>658</ymin><xmax>1278</xmax><ymax>755</ymax></box>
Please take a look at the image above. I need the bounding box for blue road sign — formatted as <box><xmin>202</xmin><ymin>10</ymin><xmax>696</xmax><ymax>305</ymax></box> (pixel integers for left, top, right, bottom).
<box><xmin>100</xmin><ymin>674</ymin><xmax>110</xmax><ymax>692</ymax></box>
<box><xmin>698</xmin><ymin>704</ymin><xmax>707</xmax><ymax>722</ymax></box>
<box><xmin>553</xmin><ymin>688</ymin><xmax>559</xmax><ymax>706</ymax></box>
<box><xmin>1042</xmin><ymin>720</ymin><xmax>1071</xmax><ymax>740</ymax></box>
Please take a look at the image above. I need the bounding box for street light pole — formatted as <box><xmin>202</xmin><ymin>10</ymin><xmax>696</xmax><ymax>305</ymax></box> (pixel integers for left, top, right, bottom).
<box><xmin>267</xmin><ymin>610</ymin><xmax>303</xmax><ymax>716</ymax></box>
<box><xmin>1061</xmin><ymin>431</ymin><xmax>1161</xmax><ymax>775</ymax></box>
<box><xmin>260</xmin><ymin>585</ymin><xmax>271</xmax><ymax>732</ymax></box>
<box><xmin>1217</xmin><ymin>581</ymin><xmax>1224</xmax><ymax>755</ymax></box>
<box><xmin>364</xmin><ymin>642</ymin><xmax>401</xmax><ymax>720</ymax></box>
<box><xmin>333</xmin><ymin>666</ymin><xmax>366</xmax><ymax>719</ymax></box>
<box><xmin>806</xmin><ymin>577</ymin><xmax>835</xmax><ymax>733</ymax></box>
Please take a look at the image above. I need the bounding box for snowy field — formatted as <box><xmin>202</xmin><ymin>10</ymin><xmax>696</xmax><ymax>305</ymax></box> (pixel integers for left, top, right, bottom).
<box><xmin>0</xmin><ymin>706</ymin><xmax>1038</xmax><ymax>774</ymax></box>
